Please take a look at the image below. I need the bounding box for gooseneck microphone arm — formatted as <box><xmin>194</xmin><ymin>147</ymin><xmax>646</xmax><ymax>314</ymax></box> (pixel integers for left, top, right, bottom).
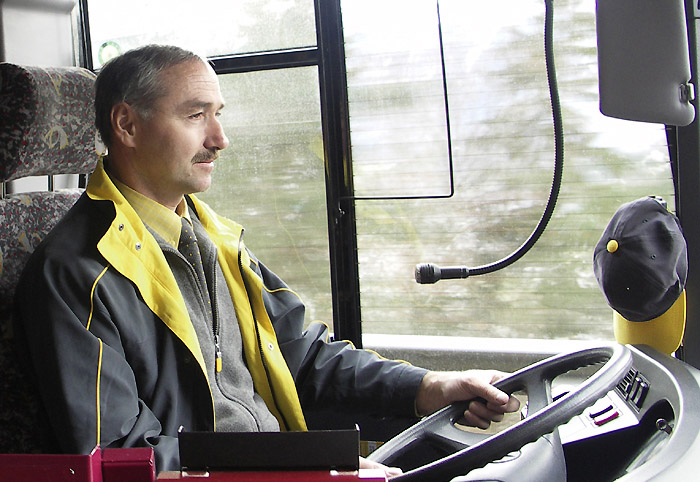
<box><xmin>416</xmin><ymin>0</ymin><xmax>563</xmax><ymax>284</ymax></box>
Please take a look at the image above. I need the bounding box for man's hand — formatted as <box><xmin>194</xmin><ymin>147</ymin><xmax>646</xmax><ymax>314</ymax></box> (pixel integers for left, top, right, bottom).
<box><xmin>359</xmin><ymin>456</ymin><xmax>403</xmax><ymax>477</ymax></box>
<box><xmin>415</xmin><ymin>370</ymin><xmax>520</xmax><ymax>429</ymax></box>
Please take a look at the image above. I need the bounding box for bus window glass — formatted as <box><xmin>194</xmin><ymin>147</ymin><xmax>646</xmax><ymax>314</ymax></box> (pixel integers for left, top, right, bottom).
<box><xmin>196</xmin><ymin>67</ymin><xmax>333</xmax><ymax>326</ymax></box>
<box><xmin>86</xmin><ymin>0</ymin><xmax>316</xmax><ymax>68</ymax></box>
<box><xmin>342</xmin><ymin>0</ymin><xmax>674</xmax><ymax>340</ymax></box>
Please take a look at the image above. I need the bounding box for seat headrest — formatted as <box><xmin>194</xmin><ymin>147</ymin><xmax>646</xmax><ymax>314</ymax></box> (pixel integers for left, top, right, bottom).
<box><xmin>0</xmin><ymin>63</ymin><xmax>103</xmax><ymax>183</ymax></box>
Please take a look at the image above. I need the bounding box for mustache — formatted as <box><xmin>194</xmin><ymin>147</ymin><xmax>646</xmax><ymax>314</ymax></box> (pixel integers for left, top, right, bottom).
<box><xmin>192</xmin><ymin>149</ymin><xmax>219</xmax><ymax>163</ymax></box>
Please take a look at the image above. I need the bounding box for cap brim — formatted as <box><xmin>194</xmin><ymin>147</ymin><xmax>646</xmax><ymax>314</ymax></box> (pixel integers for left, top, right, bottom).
<box><xmin>613</xmin><ymin>290</ymin><xmax>686</xmax><ymax>354</ymax></box>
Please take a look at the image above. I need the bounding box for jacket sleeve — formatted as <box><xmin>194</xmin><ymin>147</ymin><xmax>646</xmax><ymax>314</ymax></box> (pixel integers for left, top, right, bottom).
<box><xmin>283</xmin><ymin>322</ymin><xmax>428</xmax><ymax>418</ymax></box>
<box><xmin>253</xmin><ymin>257</ymin><xmax>428</xmax><ymax>418</ymax></box>
<box><xmin>14</xmin><ymin>253</ymin><xmax>180</xmax><ymax>472</ymax></box>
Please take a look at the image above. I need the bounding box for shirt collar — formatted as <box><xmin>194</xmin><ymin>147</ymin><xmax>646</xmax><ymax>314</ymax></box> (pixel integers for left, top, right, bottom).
<box><xmin>109</xmin><ymin>174</ymin><xmax>189</xmax><ymax>249</ymax></box>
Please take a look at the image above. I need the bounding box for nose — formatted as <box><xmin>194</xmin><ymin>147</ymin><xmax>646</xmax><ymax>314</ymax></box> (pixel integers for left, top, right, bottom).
<box><xmin>205</xmin><ymin>116</ymin><xmax>230</xmax><ymax>151</ymax></box>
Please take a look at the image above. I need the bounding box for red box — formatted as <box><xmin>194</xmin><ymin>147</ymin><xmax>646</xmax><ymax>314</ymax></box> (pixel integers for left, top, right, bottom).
<box><xmin>0</xmin><ymin>446</ymin><xmax>102</xmax><ymax>482</ymax></box>
<box><xmin>102</xmin><ymin>447</ymin><xmax>156</xmax><ymax>482</ymax></box>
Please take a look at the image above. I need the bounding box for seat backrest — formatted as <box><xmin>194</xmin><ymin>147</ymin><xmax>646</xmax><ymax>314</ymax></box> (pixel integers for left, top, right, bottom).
<box><xmin>0</xmin><ymin>63</ymin><xmax>101</xmax><ymax>453</ymax></box>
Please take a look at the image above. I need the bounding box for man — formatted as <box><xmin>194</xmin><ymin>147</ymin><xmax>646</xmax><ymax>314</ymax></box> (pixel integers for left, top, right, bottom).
<box><xmin>14</xmin><ymin>45</ymin><xmax>518</xmax><ymax>474</ymax></box>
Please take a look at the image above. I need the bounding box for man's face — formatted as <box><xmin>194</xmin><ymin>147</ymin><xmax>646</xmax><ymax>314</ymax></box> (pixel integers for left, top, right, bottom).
<box><xmin>129</xmin><ymin>59</ymin><xmax>229</xmax><ymax>209</ymax></box>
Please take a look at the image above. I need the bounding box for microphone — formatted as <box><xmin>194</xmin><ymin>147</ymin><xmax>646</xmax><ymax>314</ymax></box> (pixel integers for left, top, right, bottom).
<box><xmin>415</xmin><ymin>263</ymin><xmax>470</xmax><ymax>284</ymax></box>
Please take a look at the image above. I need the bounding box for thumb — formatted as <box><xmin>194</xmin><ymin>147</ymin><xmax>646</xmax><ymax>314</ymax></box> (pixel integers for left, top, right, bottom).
<box><xmin>457</xmin><ymin>373</ymin><xmax>511</xmax><ymax>406</ymax></box>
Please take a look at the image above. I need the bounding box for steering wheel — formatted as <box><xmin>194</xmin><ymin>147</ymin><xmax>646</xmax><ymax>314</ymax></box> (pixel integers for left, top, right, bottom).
<box><xmin>367</xmin><ymin>344</ymin><xmax>633</xmax><ymax>482</ymax></box>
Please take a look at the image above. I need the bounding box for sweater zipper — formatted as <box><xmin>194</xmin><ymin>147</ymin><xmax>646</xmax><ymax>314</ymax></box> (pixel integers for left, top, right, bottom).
<box><xmin>208</xmin><ymin>250</ymin><xmax>222</xmax><ymax>373</ymax></box>
<box><xmin>214</xmin><ymin>334</ymin><xmax>222</xmax><ymax>373</ymax></box>
<box><xmin>187</xmin><ymin>198</ymin><xmax>222</xmax><ymax>374</ymax></box>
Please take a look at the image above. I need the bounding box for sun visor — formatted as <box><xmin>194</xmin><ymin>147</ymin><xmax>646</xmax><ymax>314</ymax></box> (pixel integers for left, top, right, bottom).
<box><xmin>596</xmin><ymin>0</ymin><xmax>695</xmax><ymax>126</ymax></box>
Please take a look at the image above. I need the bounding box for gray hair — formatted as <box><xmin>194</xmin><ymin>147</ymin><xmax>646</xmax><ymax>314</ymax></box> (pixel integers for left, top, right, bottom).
<box><xmin>94</xmin><ymin>44</ymin><xmax>203</xmax><ymax>148</ymax></box>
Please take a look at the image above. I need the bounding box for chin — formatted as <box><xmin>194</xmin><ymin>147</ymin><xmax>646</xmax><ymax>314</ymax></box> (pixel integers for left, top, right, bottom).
<box><xmin>194</xmin><ymin>180</ymin><xmax>213</xmax><ymax>194</ymax></box>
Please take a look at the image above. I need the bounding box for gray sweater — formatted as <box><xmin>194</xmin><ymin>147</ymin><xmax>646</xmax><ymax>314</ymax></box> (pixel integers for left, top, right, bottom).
<box><xmin>154</xmin><ymin>216</ymin><xmax>280</xmax><ymax>432</ymax></box>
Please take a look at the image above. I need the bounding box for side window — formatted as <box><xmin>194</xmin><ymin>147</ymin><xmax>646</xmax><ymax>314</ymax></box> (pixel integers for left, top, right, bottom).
<box><xmin>341</xmin><ymin>0</ymin><xmax>674</xmax><ymax>339</ymax></box>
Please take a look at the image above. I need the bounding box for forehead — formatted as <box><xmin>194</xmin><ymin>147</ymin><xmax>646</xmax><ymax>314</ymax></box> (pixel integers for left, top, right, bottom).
<box><xmin>157</xmin><ymin>60</ymin><xmax>224</xmax><ymax>108</ymax></box>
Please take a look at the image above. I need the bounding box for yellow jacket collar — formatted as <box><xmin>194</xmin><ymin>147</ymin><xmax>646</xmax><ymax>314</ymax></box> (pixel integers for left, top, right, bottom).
<box><xmin>86</xmin><ymin>159</ymin><xmax>208</xmax><ymax>384</ymax></box>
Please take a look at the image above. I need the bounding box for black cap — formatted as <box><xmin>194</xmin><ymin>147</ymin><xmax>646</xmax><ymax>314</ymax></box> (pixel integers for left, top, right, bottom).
<box><xmin>593</xmin><ymin>196</ymin><xmax>687</xmax><ymax>322</ymax></box>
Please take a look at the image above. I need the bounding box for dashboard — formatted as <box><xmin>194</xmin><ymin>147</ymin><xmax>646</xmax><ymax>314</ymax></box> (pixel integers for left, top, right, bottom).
<box><xmin>560</xmin><ymin>345</ymin><xmax>700</xmax><ymax>481</ymax></box>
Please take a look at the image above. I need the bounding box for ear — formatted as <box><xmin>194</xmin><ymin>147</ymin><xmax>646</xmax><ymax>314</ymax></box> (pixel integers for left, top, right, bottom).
<box><xmin>110</xmin><ymin>102</ymin><xmax>139</xmax><ymax>148</ymax></box>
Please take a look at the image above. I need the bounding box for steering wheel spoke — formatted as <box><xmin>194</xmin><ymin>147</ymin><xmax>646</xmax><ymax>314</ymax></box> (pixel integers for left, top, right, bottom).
<box><xmin>425</xmin><ymin>411</ymin><xmax>491</xmax><ymax>452</ymax></box>
<box><xmin>512</xmin><ymin>371</ymin><xmax>553</xmax><ymax>414</ymax></box>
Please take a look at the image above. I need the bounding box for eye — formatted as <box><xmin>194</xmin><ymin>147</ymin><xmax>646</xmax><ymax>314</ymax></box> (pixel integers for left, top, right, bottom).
<box><xmin>189</xmin><ymin>112</ymin><xmax>205</xmax><ymax>120</ymax></box>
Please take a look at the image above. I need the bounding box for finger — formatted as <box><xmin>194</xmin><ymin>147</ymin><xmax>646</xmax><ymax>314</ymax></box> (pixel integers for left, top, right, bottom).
<box><xmin>505</xmin><ymin>395</ymin><xmax>521</xmax><ymax>412</ymax></box>
<box><xmin>461</xmin><ymin>401</ymin><xmax>505</xmax><ymax>429</ymax></box>
<box><xmin>386</xmin><ymin>467</ymin><xmax>404</xmax><ymax>478</ymax></box>
<box><xmin>462</xmin><ymin>409</ymin><xmax>491</xmax><ymax>429</ymax></box>
<box><xmin>468</xmin><ymin>379</ymin><xmax>511</xmax><ymax>406</ymax></box>
<box><xmin>469</xmin><ymin>399</ymin><xmax>506</xmax><ymax>421</ymax></box>
<box><xmin>359</xmin><ymin>456</ymin><xmax>403</xmax><ymax>477</ymax></box>
<box><xmin>486</xmin><ymin>395</ymin><xmax>521</xmax><ymax>413</ymax></box>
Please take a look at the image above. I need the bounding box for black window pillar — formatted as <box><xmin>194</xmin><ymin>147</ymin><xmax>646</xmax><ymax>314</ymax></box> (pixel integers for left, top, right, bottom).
<box><xmin>315</xmin><ymin>0</ymin><xmax>363</xmax><ymax>347</ymax></box>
